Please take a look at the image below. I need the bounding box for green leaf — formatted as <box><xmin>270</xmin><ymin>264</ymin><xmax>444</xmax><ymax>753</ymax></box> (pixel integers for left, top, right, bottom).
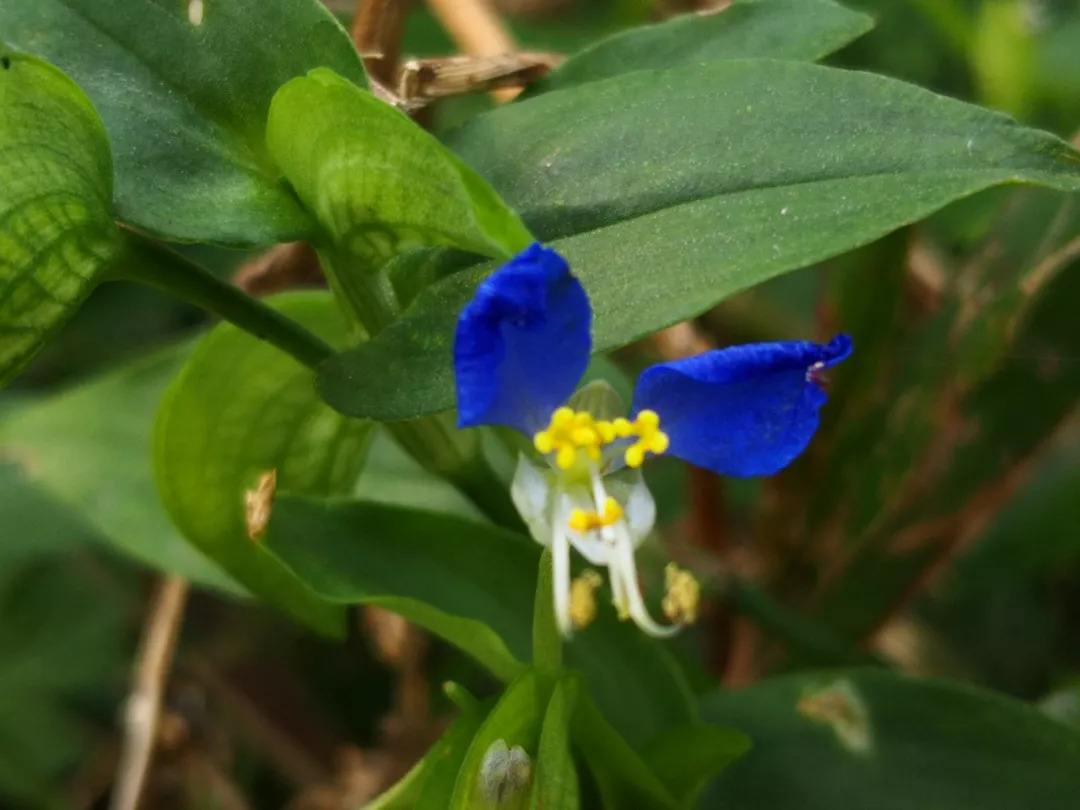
<box><xmin>0</xmin><ymin>0</ymin><xmax>364</xmax><ymax>245</ymax></box>
<box><xmin>266</xmin><ymin>494</ymin><xmax>531</xmax><ymax>682</ymax></box>
<box><xmin>640</xmin><ymin>724</ymin><xmax>750</xmax><ymax>808</ymax></box>
<box><xmin>530</xmin><ymin>676</ymin><xmax>580</xmax><ymax>810</ymax></box>
<box><xmin>699</xmin><ymin>670</ymin><xmax>1080</xmax><ymax>809</ymax></box>
<box><xmin>366</xmin><ymin>694</ymin><xmax>487</xmax><ymax>810</ymax></box>
<box><xmin>571</xmin><ymin>695</ymin><xmax>678</xmax><ymax>810</ymax></box>
<box><xmin>0</xmin><ymin>52</ymin><xmax>121</xmax><ymax>386</ymax></box>
<box><xmin>154</xmin><ymin>292</ymin><xmax>370</xmax><ymax>636</ymax></box>
<box><xmin>318</xmin><ymin>58</ymin><xmax>1080</xmax><ymax>420</ymax></box>
<box><xmin>0</xmin><ymin>518</ymin><xmax>131</xmax><ymax>806</ymax></box>
<box><xmin>264</xmin><ymin>495</ymin><xmax>696</xmax><ymax>747</ymax></box>
<box><xmin>265</xmin><ymin>68</ymin><xmax>532</xmax><ymax>265</ymax></box>
<box><xmin>0</xmin><ymin>344</ymin><xmax>238</xmax><ymax>591</ymax></box>
<box><xmin>450</xmin><ymin>671</ymin><xmax>547</xmax><ymax>809</ymax></box>
<box><xmin>534</xmin><ymin>0</ymin><xmax>873</xmax><ymax>92</ymax></box>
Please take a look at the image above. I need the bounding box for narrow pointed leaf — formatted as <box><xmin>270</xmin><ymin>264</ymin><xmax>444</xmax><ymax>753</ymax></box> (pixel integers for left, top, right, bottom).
<box><xmin>530</xmin><ymin>677</ymin><xmax>581</xmax><ymax>810</ymax></box>
<box><xmin>0</xmin><ymin>0</ymin><xmax>363</xmax><ymax>245</ymax></box>
<box><xmin>319</xmin><ymin>59</ymin><xmax>1080</xmax><ymax>420</ymax></box>
<box><xmin>0</xmin><ymin>53</ymin><xmax>121</xmax><ymax>386</ymax></box>
<box><xmin>534</xmin><ymin>0</ymin><xmax>873</xmax><ymax>92</ymax></box>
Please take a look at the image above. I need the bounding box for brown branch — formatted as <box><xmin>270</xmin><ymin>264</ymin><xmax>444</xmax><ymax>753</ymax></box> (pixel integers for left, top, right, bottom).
<box><xmin>111</xmin><ymin>575</ymin><xmax>190</xmax><ymax>810</ymax></box>
<box><xmin>424</xmin><ymin>0</ymin><xmax>522</xmax><ymax>102</ymax></box>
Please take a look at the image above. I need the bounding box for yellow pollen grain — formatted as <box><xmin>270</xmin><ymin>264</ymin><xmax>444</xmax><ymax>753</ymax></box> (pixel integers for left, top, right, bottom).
<box><xmin>569</xmin><ymin>569</ymin><xmax>603</xmax><ymax>629</ymax></box>
<box><xmin>662</xmin><ymin>563</ymin><xmax>701</xmax><ymax>625</ymax></box>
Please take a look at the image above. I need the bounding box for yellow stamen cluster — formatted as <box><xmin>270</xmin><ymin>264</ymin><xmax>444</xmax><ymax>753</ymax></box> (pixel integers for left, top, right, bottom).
<box><xmin>533</xmin><ymin>407</ymin><xmax>612</xmax><ymax>470</ymax></box>
<box><xmin>661</xmin><ymin>563</ymin><xmax>701</xmax><ymax>625</ymax></box>
<box><xmin>613</xmin><ymin>409</ymin><xmax>670</xmax><ymax>468</ymax></box>
<box><xmin>567</xmin><ymin>496</ymin><xmax>623</xmax><ymax>533</ymax></box>
<box><xmin>533</xmin><ymin>407</ymin><xmax>669</xmax><ymax>470</ymax></box>
<box><xmin>569</xmin><ymin>569</ymin><xmax>603</xmax><ymax>629</ymax></box>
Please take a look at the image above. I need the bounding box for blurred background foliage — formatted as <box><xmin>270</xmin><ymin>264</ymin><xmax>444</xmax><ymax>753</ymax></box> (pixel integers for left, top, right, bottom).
<box><xmin>0</xmin><ymin>0</ymin><xmax>1078</xmax><ymax>807</ymax></box>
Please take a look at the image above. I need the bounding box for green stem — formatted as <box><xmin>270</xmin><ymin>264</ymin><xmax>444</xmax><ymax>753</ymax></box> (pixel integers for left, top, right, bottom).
<box><xmin>319</xmin><ymin>248</ymin><xmax>400</xmax><ymax>335</ymax></box>
<box><xmin>118</xmin><ymin>237</ymin><xmax>333</xmax><ymax>369</ymax></box>
<box><xmin>532</xmin><ymin>549</ymin><xmax>562</xmax><ymax>673</ymax></box>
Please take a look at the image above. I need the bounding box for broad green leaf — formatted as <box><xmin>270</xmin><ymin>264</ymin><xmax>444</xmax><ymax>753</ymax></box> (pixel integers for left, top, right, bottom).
<box><xmin>530</xmin><ymin>676</ymin><xmax>580</xmax><ymax>810</ymax></box>
<box><xmin>266</xmin><ymin>494</ymin><xmax>531</xmax><ymax>682</ymax></box>
<box><xmin>265</xmin><ymin>68</ymin><xmax>532</xmax><ymax>268</ymax></box>
<box><xmin>700</xmin><ymin>669</ymin><xmax>1080</xmax><ymax>809</ymax></box>
<box><xmin>154</xmin><ymin>292</ymin><xmax>370</xmax><ymax>636</ymax></box>
<box><xmin>0</xmin><ymin>52</ymin><xmax>121</xmax><ymax>386</ymax></box>
<box><xmin>318</xmin><ymin>58</ymin><xmax>1080</xmax><ymax>420</ymax></box>
<box><xmin>264</xmin><ymin>495</ymin><xmax>696</xmax><ymax>747</ymax></box>
<box><xmin>450</xmin><ymin>671</ymin><xmax>547</xmax><ymax>809</ymax></box>
<box><xmin>641</xmin><ymin>724</ymin><xmax>750</xmax><ymax>808</ymax></box>
<box><xmin>0</xmin><ymin>0</ymin><xmax>364</xmax><ymax>245</ymax></box>
<box><xmin>0</xmin><ymin>344</ymin><xmax>238</xmax><ymax>591</ymax></box>
<box><xmin>534</xmin><ymin>0</ymin><xmax>873</xmax><ymax>92</ymax></box>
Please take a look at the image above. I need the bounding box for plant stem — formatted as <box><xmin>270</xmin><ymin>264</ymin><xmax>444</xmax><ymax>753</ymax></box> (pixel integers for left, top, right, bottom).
<box><xmin>111</xmin><ymin>575</ymin><xmax>189</xmax><ymax>810</ymax></box>
<box><xmin>532</xmin><ymin>549</ymin><xmax>562</xmax><ymax>673</ymax></box>
<box><xmin>118</xmin><ymin>236</ymin><xmax>333</xmax><ymax>369</ymax></box>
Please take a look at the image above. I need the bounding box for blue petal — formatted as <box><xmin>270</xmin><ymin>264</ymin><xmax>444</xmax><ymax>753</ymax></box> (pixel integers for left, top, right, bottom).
<box><xmin>631</xmin><ymin>334</ymin><xmax>852</xmax><ymax>476</ymax></box>
<box><xmin>454</xmin><ymin>243</ymin><xmax>591</xmax><ymax>433</ymax></box>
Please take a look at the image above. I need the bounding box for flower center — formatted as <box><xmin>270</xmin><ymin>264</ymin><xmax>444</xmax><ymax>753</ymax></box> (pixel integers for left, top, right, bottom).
<box><xmin>533</xmin><ymin>406</ymin><xmax>669</xmax><ymax>470</ymax></box>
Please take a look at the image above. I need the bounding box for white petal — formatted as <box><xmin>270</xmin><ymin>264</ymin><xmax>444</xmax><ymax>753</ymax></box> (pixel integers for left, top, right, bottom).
<box><xmin>552</xmin><ymin>528</ymin><xmax>573</xmax><ymax>636</ymax></box>
<box><xmin>606</xmin><ymin>470</ymin><xmax>656</xmax><ymax>547</ymax></box>
<box><xmin>510</xmin><ymin>453</ymin><xmax>555</xmax><ymax>546</ymax></box>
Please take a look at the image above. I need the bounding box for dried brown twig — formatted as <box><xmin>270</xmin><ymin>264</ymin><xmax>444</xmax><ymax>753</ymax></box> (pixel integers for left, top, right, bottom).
<box><xmin>111</xmin><ymin>575</ymin><xmax>190</xmax><ymax>810</ymax></box>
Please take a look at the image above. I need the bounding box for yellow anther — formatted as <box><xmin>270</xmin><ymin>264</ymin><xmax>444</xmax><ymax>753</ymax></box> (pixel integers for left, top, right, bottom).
<box><xmin>567</xmin><ymin>496</ymin><xmax>623</xmax><ymax>533</ymax></box>
<box><xmin>622</xmin><ymin>409</ymin><xmax>669</xmax><ymax>468</ymax></box>
<box><xmin>661</xmin><ymin>563</ymin><xmax>700</xmax><ymax>625</ymax></box>
<box><xmin>569</xmin><ymin>570</ymin><xmax>603</xmax><ymax>629</ymax></box>
<box><xmin>533</xmin><ymin>407</ymin><xmax>617</xmax><ymax>470</ymax></box>
<box><xmin>595</xmin><ymin>420</ymin><xmax>616</xmax><ymax>443</ymax></box>
<box><xmin>533</xmin><ymin>431</ymin><xmax>554</xmax><ymax>455</ymax></box>
<box><xmin>555</xmin><ymin>444</ymin><xmax>577</xmax><ymax>470</ymax></box>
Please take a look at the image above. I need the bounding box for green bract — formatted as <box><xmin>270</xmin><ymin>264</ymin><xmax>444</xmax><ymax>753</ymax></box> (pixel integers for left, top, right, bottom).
<box><xmin>0</xmin><ymin>54</ymin><xmax>121</xmax><ymax>385</ymax></box>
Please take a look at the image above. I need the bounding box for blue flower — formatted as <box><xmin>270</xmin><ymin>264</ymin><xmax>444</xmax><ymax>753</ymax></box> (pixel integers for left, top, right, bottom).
<box><xmin>454</xmin><ymin>243</ymin><xmax>851</xmax><ymax>636</ymax></box>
